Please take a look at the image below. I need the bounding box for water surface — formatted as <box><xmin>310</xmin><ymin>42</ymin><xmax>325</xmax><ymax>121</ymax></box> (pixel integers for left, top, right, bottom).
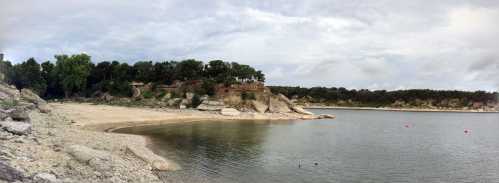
<box><xmin>115</xmin><ymin>109</ymin><xmax>499</xmax><ymax>183</ymax></box>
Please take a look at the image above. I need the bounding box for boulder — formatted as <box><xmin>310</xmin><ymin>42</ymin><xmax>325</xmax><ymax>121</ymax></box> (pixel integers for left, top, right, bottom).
<box><xmin>101</xmin><ymin>93</ymin><xmax>114</xmax><ymax>102</ymax></box>
<box><xmin>318</xmin><ymin>114</ymin><xmax>336</xmax><ymax>119</ymax></box>
<box><xmin>38</xmin><ymin>103</ymin><xmax>51</xmax><ymax>113</ymax></box>
<box><xmin>0</xmin><ymin>121</ymin><xmax>32</xmax><ymax>135</ymax></box>
<box><xmin>197</xmin><ymin>100</ymin><xmax>225</xmax><ymax>111</ymax></box>
<box><xmin>33</xmin><ymin>173</ymin><xmax>59</xmax><ymax>183</ymax></box>
<box><xmin>9</xmin><ymin>107</ymin><xmax>30</xmax><ymax>122</ymax></box>
<box><xmin>0</xmin><ymin>111</ymin><xmax>8</xmax><ymax>120</ymax></box>
<box><xmin>131</xmin><ymin>87</ymin><xmax>141</xmax><ymax>99</ymax></box>
<box><xmin>0</xmin><ymin>161</ymin><xmax>25</xmax><ymax>182</ymax></box>
<box><xmin>220</xmin><ymin>108</ymin><xmax>241</xmax><ymax>116</ymax></box>
<box><xmin>0</xmin><ymin>84</ymin><xmax>20</xmax><ymax>101</ymax></box>
<box><xmin>20</xmin><ymin>88</ymin><xmax>46</xmax><ymax>105</ymax></box>
<box><xmin>185</xmin><ymin>92</ymin><xmax>195</xmax><ymax>101</ymax></box>
<box><xmin>268</xmin><ymin>96</ymin><xmax>292</xmax><ymax>113</ymax></box>
<box><xmin>291</xmin><ymin>106</ymin><xmax>314</xmax><ymax>115</ymax></box>
<box><xmin>277</xmin><ymin>93</ymin><xmax>293</xmax><ymax>106</ymax></box>
<box><xmin>67</xmin><ymin>145</ymin><xmax>116</xmax><ymax>171</ymax></box>
<box><xmin>251</xmin><ymin>100</ymin><xmax>268</xmax><ymax>113</ymax></box>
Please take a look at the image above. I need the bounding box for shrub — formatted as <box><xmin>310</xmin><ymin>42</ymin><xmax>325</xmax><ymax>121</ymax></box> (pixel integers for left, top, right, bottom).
<box><xmin>142</xmin><ymin>91</ymin><xmax>154</xmax><ymax>99</ymax></box>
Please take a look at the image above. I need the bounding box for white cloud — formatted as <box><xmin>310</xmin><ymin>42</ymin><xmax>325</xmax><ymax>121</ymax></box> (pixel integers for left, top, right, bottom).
<box><xmin>0</xmin><ymin>0</ymin><xmax>498</xmax><ymax>91</ymax></box>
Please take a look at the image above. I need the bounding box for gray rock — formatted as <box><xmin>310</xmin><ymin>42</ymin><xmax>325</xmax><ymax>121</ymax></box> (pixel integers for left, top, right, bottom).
<box><xmin>197</xmin><ymin>100</ymin><xmax>225</xmax><ymax>111</ymax></box>
<box><xmin>0</xmin><ymin>111</ymin><xmax>8</xmax><ymax>120</ymax></box>
<box><xmin>0</xmin><ymin>161</ymin><xmax>25</xmax><ymax>182</ymax></box>
<box><xmin>67</xmin><ymin>145</ymin><xmax>112</xmax><ymax>164</ymax></box>
<box><xmin>251</xmin><ymin>100</ymin><xmax>268</xmax><ymax>113</ymax></box>
<box><xmin>291</xmin><ymin>106</ymin><xmax>314</xmax><ymax>115</ymax></box>
<box><xmin>0</xmin><ymin>84</ymin><xmax>20</xmax><ymax>101</ymax></box>
<box><xmin>220</xmin><ymin>108</ymin><xmax>241</xmax><ymax>116</ymax></box>
<box><xmin>277</xmin><ymin>93</ymin><xmax>293</xmax><ymax>106</ymax></box>
<box><xmin>33</xmin><ymin>173</ymin><xmax>59</xmax><ymax>183</ymax></box>
<box><xmin>38</xmin><ymin>103</ymin><xmax>51</xmax><ymax>113</ymax></box>
<box><xmin>268</xmin><ymin>96</ymin><xmax>292</xmax><ymax>113</ymax></box>
<box><xmin>9</xmin><ymin>107</ymin><xmax>30</xmax><ymax>122</ymax></box>
<box><xmin>318</xmin><ymin>114</ymin><xmax>336</xmax><ymax>119</ymax></box>
<box><xmin>185</xmin><ymin>92</ymin><xmax>195</xmax><ymax>101</ymax></box>
<box><xmin>20</xmin><ymin>89</ymin><xmax>46</xmax><ymax>105</ymax></box>
<box><xmin>0</xmin><ymin>121</ymin><xmax>32</xmax><ymax>135</ymax></box>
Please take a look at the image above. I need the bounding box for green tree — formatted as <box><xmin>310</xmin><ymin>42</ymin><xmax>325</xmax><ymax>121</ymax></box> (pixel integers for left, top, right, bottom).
<box><xmin>11</xmin><ymin>58</ymin><xmax>47</xmax><ymax>95</ymax></box>
<box><xmin>54</xmin><ymin>54</ymin><xmax>92</xmax><ymax>97</ymax></box>
<box><xmin>176</xmin><ymin>59</ymin><xmax>204</xmax><ymax>81</ymax></box>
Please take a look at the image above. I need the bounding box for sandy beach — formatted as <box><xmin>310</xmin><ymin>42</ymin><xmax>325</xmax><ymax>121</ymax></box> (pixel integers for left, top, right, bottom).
<box><xmin>1</xmin><ymin>102</ymin><xmax>318</xmax><ymax>183</ymax></box>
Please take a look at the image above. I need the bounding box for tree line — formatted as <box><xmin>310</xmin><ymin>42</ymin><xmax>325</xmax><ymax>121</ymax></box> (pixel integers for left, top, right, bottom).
<box><xmin>269</xmin><ymin>86</ymin><xmax>498</xmax><ymax>108</ymax></box>
<box><xmin>0</xmin><ymin>53</ymin><xmax>265</xmax><ymax>99</ymax></box>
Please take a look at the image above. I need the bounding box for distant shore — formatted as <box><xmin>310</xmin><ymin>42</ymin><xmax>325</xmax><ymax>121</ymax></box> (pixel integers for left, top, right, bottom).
<box><xmin>305</xmin><ymin>106</ymin><xmax>499</xmax><ymax>113</ymax></box>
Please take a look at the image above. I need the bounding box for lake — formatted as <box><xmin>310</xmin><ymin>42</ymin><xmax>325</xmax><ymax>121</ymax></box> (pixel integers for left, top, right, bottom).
<box><xmin>115</xmin><ymin>109</ymin><xmax>499</xmax><ymax>183</ymax></box>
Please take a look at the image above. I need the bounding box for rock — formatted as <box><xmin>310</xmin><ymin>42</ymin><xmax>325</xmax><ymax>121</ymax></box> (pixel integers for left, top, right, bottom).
<box><xmin>318</xmin><ymin>114</ymin><xmax>336</xmax><ymax>119</ymax></box>
<box><xmin>18</xmin><ymin>101</ymin><xmax>36</xmax><ymax>110</ymax></box>
<box><xmin>268</xmin><ymin>96</ymin><xmax>292</xmax><ymax>113</ymax></box>
<box><xmin>131</xmin><ymin>87</ymin><xmax>141</xmax><ymax>98</ymax></box>
<box><xmin>167</xmin><ymin>98</ymin><xmax>181</xmax><ymax>107</ymax></box>
<box><xmin>9</xmin><ymin>107</ymin><xmax>30</xmax><ymax>122</ymax></box>
<box><xmin>33</xmin><ymin>173</ymin><xmax>59</xmax><ymax>183</ymax></box>
<box><xmin>291</xmin><ymin>106</ymin><xmax>314</xmax><ymax>115</ymax></box>
<box><xmin>126</xmin><ymin>145</ymin><xmax>180</xmax><ymax>171</ymax></box>
<box><xmin>277</xmin><ymin>93</ymin><xmax>293</xmax><ymax>106</ymax></box>
<box><xmin>0</xmin><ymin>121</ymin><xmax>32</xmax><ymax>135</ymax></box>
<box><xmin>20</xmin><ymin>89</ymin><xmax>46</xmax><ymax>105</ymax></box>
<box><xmin>220</xmin><ymin>108</ymin><xmax>241</xmax><ymax>116</ymax></box>
<box><xmin>0</xmin><ymin>161</ymin><xmax>25</xmax><ymax>182</ymax></box>
<box><xmin>0</xmin><ymin>84</ymin><xmax>20</xmax><ymax>101</ymax></box>
<box><xmin>251</xmin><ymin>100</ymin><xmax>268</xmax><ymax>113</ymax></box>
<box><xmin>196</xmin><ymin>100</ymin><xmax>225</xmax><ymax>111</ymax></box>
<box><xmin>67</xmin><ymin>145</ymin><xmax>112</xmax><ymax>164</ymax></box>
<box><xmin>185</xmin><ymin>92</ymin><xmax>194</xmax><ymax>101</ymax></box>
<box><xmin>100</xmin><ymin>93</ymin><xmax>114</xmax><ymax>102</ymax></box>
<box><xmin>0</xmin><ymin>111</ymin><xmax>8</xmax><ymax>120</ymax></box>
<box><xmin>38</xmin><ymin>103</ymin><xmax>51</xmax><ymax>113</ymax></box>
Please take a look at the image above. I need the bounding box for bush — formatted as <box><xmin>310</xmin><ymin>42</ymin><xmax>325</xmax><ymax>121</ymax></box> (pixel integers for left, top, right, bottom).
<box><xmin>190</xmin><ymin>94</ymin><xmax>202</xmax><ymax>108</ymax></box>
<box><xmin>241</xmin><ymin>92</ymin><xmax>256</xmax><ymax>100</ymax></box>
<box><xmin>142</xmin><ymin>91</ymin><xmax>154</xmax><ymax>99</ymax></box>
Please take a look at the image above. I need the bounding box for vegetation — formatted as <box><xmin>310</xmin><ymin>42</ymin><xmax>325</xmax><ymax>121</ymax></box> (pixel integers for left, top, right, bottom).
<box><xmin>0</xmin><ymin>53</ymin><xmax>265</xmax><ymax>99</ymax></box>
<box><xmin>270</xmin><ymin>86</ymin><xmax>498</xmax><ymax>108</ymax></box>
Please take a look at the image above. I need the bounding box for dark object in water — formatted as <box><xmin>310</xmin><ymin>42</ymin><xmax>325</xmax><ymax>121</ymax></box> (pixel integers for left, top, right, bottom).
<box><xmin>314</xmin><ymin>162</ymin><xmax>318</xmax><ymax>166</ymax></box>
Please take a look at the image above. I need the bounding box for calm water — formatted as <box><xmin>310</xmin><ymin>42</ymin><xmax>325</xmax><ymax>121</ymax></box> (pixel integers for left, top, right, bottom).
<box><xmin>115</xmin><ymin>109</ymin><xmax>499</xmax><ymax>183</ymax></box>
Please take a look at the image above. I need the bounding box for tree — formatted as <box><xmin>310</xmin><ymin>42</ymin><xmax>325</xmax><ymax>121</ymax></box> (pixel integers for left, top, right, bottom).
<box><xmin>11</xmin><ymin>58</ymin><xmax>47</xmax><ymax>95</ymax></box>
<box><xmin>176</xmin><ymin>59</ymin><xmax>204</xmax><ymax>81</ymax></box>
<box><xmin>54</xmin><ymin>54</ymin><xmax>92</xmax><ymax>97</ymax></box>
<box><xmin>133</xmin><ymin>61</ymin><xmax>154</xmax><ymax>82</ymax></box>
<box><xmin>41</xmin><ymin>61</ymin><xmax>63</xmax><ymax>98</ymax></box>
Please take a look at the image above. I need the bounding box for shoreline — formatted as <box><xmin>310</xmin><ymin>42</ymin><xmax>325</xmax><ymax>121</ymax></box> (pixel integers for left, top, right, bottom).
<box><xmin>50</xmin><ymin>102</ymin><xmax>317</xmax><ymax>175</ymax></box>
<box><xmin>305</xmin><ymin>106</ymin><xmax>499</xmax><ymax>113</ymax></box>
<box><xmin>2</xmin><ymin>101</ymin><xmax>323</xmax><ymax>182</ymax></box>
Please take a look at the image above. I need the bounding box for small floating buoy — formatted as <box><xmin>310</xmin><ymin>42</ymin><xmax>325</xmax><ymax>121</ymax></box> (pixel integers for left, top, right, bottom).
<box><xmin>464</xmin><ymin>129</ymin><xmax>471</xmax><ymax>134</ymax></box>
<box><xmin>314</xmin><ymin>162</ymin><xmax>318</xmax><ymax>166</ymax></box>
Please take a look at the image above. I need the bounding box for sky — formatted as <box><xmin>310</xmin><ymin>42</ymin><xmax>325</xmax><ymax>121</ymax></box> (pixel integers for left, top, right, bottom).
<box><xmin>1</xmin><ymin>0</ymin><xmax>498</xmax><ymax>91</ymax></box>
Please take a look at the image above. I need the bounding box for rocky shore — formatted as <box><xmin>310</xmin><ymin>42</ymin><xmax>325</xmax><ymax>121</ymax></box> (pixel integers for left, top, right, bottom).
<box><xmin>1</xmin><ymin>83</ymin><xmax>332</xmax><ymax>183</ymax></box>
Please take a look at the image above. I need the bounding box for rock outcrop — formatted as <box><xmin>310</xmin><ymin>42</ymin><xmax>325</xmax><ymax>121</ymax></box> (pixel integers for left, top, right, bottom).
<box><xmin>220</xmin><ymin>108</ymin><xmax>241</xmax><ymax>116</ymax></box>
<box><xmin>0</xmin><ymin>161</ymin><xmax>25</xmax><ymax>182</ymax></box>
<box><xmin>197</xmin><ymin>100</ymin><xmax>225</xmax><ymax>111</ymax></box>
<box><xmin>291</xmin><ymin>106</ymin><xmax>314</xmax><ymax>115</ymax></box>
<box><xmin>0</xmin><ymin>120</ymin><xmax>32</xmax><ymax>135</ymax></box>
<box><xmin>251</xmin><ymin>100</ymin><xmax>268</xmax><ymax>113</ymax></box>
<box><xmin>268</xmin><ymin>96</ymin><xmax>292</xmax><ymax>113</ymax></box>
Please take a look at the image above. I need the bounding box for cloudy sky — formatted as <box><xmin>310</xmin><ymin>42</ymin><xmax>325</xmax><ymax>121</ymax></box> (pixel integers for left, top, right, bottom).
<box><xmin>1</xmin><ymin>0</ymin><xmax>498</xmax><ymax>91</ymax></box>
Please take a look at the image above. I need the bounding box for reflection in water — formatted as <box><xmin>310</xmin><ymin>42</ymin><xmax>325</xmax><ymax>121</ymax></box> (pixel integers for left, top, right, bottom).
<box><xmin>115</xmin><ymin>110</ymin><xmax>499</xmax><ymax>183</ymax></box>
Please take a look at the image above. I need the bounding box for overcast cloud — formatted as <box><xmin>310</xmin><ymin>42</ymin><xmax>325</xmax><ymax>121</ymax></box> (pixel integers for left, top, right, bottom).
<box><xmin>1</xmin><ymin>0</ymin><xmax>498</xmax><ymax>91</ymax></box>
